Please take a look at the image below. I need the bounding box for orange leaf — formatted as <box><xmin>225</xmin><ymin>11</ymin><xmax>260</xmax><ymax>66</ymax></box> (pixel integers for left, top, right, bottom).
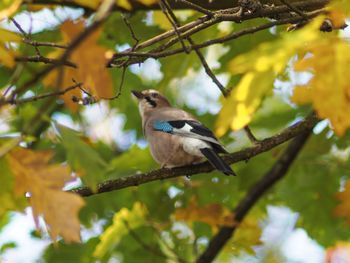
<box><xmin>333</xmin><ymin>180</ymin><xmax>350</xmax><ymax>225</ymax></box>
<box><xmin>43</xmin><ymin>20</ymin><xmax>113</xmax><ymax>112</ymax></box>
<box><xmin>174</xmin><ymin>197</ymin><xmax>236</xmax><ymax>228</ymax></box>
<box><xmin>7</xmin><ymin>148</ymin><xmax>85</xmax><ymax>243</ymax></box>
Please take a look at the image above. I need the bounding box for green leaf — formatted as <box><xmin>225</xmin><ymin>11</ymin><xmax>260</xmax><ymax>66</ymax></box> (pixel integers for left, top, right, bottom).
<box><xmin>275</xmin><ymin>131</ymin><xmax>350</xmax><ymax>246</ymax></box>
<box><xmin>43</xmin><ymin>237</ymin><xmax>100</xmax><ymax>263</ymax></box>
<box><xmin>93</xmin><ymin>202</ymin><xmax>147</xmax><ymax>259</ymax></box>
<box><xmin>57</xmin><ymin>125</ymin><xmax>108</xmax><ymax>191</ymax></box>
<box><xmin>108</xmin><ymin>145</ymin><xmax>157</xmax><ymax>178</ymax></box>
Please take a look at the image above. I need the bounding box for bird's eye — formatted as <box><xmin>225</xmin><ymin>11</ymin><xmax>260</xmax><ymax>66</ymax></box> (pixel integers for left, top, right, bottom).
<box><xmin>151</xmin><ymin>93</ymin><xmax>158</xmax><ymax>98</ymax></box>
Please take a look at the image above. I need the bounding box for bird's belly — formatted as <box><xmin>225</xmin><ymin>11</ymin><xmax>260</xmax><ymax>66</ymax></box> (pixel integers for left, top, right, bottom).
<box><xmin>181</xmin><ymin>137</ymin><xmax>209</xmax><ymax>157</ymax></box>
<box><xmin>148</xmin><ymin>133</ymin><xmax>203</xmax><ymax>167</ymax></box>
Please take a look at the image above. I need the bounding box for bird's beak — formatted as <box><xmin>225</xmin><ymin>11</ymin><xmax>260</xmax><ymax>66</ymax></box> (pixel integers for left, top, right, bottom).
<box><xmin>131</xmin><ymin>90</ymin><xmax>144</xmax><ymax>100</ymax></box>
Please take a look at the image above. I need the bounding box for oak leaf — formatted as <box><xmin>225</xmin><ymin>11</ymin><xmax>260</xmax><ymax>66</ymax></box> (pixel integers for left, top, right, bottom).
<box><xmin>43</xmin><ymin>20</ymin><xmax>113</xmax><ymax>112</ymax></box>
<box><xmin>215</xmin><ymin>18</ymin><xmax>323</xmax><ymax>137</ymax></box>
<box><xmin>334</xmin><ymin>180</ymin><xmax>350</xmax><ymax>225</ymax></box>
<box><xmin>292</xmin><ymin>38</ymin><xmax>350</xmax><ymax>136</ymax></box>
<box><xmin>174</xmin><ymin>197</ymin><xmax>236</xmax><ymax>228</ymax></box>
<box><xmin>7</xmin><ymin>148</ymin><xmax>85</xmax><ymax>243</ymax></box>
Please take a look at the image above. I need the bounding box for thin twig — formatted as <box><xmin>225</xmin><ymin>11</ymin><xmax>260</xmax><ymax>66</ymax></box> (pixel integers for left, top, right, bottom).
<box><xmin>6</xmin><ymin>0</ymin><xmax>115</xmax><ymax>104</ymax></box>
<box><xmin>123</xmin><ymin>220</ymin><xmax>179</xmax><ymax>262</ymax></box>
<box><xmin>175</xmin><ymin>0</ymin><xmax>214</xmax><ymax>16</ymax></box>
<box><xmin>101</xmin><ymin>66</ymin><xmax>126</xmax><ymax>100</ymax></box>
<box><xmin>159</xmin><ymin>0</ymin><xmax>189</xmax><ymax>53</ymax></box>
<box><xmin>122</xmin><ymin>14</ymin><xmax>139</xmax><ymax>49</ymax></box>
<box><xmin>109</xmin><ymin>9</ymin><xmax>323</xmax><ymax>68</ymax></box>
<box><xmin>23</xmin><ymin>39</ymin><xmax>68</xmax><ymax>49</ymax></box>
<box><xmin>15</xmin><ymin>56</ymin><xmax>77</xmax><ymax>68</ymax></box>
<box><xmin>161</xmin><ymin>0</ymin><xmax>227</xmax><ymax>95</ymax></box>
<box><xmin>244</xmin><ymin>126</ymin><xmax>260</xmax><ymax>144</ymax></box>
<box><xmin>0</xmin><ymin>82</ymin><xmax>82</xmax><ymax>105</ymax></box>
<box><xmin>107</xmin><ymin>0</ymin><xmax>328</xmax><ymax>67</ymax></box>
<box><xmin>280</xmin><ymin>0</ymin><xmax>309</xmax><ymax>19</ymax></box>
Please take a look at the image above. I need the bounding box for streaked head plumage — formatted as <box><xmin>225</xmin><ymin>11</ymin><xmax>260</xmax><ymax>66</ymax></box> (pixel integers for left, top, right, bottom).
<box><xmin>132</xmin><ymin>89</ymin><xmax>171</xmax><ymax>117</ymax></box>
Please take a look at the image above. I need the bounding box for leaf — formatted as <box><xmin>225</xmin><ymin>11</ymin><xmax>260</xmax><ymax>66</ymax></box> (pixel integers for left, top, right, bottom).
<box><xmin>109</xmin><ymin>145</ymin><xmax>157</xmax><ymax>177</ymax></box>
<box><xmin>275</xmin><ymin>132</ymin><xmax>350</xmax><ymax>246</ymax></box>
<box><xmin>174</xmin><ymin>197</ymin><xmax>235</xmax><ymax>228</ymax></box>
<box><xmin>0</xmin><ymin>156</ymin><xmax>26</xmax><ymax>218</ymax></box>
<box><xmin>152</xmin><ymin>11</ymin><xmax>172</xmax><ymax>30</ymax></box>
<box><xmin>138</xmin><ymin>0</ymin><xmax>158</xmax><ymax>6</ymax></box>
<box><xmin>93</xmin><ymin>202</ymin><xmax>147</xmax><ymax>258</ymax></box>
<box><xmin>7</xmin><ymin>147</ymin><xmax>85</xmax><ymax>243</ymax></box>
<box><xmin>0</xmin><ymin>0</ymin><xmax>22</xmax><ymax>20</ymax></box>
<box><xmin>291</xmin><ymin>38</ymin><xmax>350</xmax><ymax>136</ymax></box>
<box><xmin>215</xmin><ymin>71</ymin><xmax>275</xmax><ymax>137</ymax></box>
<box><xmin>334</xmin><ymin>180</ymin><xmax>350</xmax><ymax>225</ymax></box>
<box><xmin>57</xmin><ymin>125</ymin><xmax>108</xmax><ymax>191</ymax></box>
<box><xmin>0</xmin><ymin>27</ymin><xmax>21</xmax><ymax>67</ymax></box>
<box><xmin>215</xmin><ymin>17</ymin><xmax>323</xmax><ymax>136</ymax></box>
<box><xmin>73</xmin><ymin>0</ymin><xmax>100</xmax><ymax>9</ymax></box>
<box><xmin>43</xmin><ymin>20</ymin><xmax>113</xmax><ymax>112</ymax></box>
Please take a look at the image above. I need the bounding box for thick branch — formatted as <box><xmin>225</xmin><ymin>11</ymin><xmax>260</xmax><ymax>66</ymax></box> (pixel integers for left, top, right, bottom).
<box><xmin>196</xmin><ymin>122</ymin><xmax>315</xmax><ymax>263</ymax></box>
<box><xmin>26</xmin><ymin>0</ymin><xmax>328</xmax><ymax>12</ymax></box>
<box><xmin>71</xmin><ymin>114</ymin><xmax>318</xmax><ymax>197</ymax></box>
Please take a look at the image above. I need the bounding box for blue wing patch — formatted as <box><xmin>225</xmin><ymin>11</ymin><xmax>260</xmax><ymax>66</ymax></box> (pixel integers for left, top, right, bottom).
<box><xmin>153</xmin><ymin>120</ymin><xmax>173</xmax><ymax>133</ymax></box>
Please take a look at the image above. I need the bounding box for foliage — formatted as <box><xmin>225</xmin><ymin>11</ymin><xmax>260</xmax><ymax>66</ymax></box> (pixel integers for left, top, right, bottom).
<box><xmin>0</xmin><ymin>0</ymin><xmax>350</xmax><ymax>262</ymax></box>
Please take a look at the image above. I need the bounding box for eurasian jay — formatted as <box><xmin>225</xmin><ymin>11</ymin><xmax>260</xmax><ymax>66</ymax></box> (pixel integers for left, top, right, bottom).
<box><xmin>132</xmin><ymin>89</ymin><xmax>235</xmax><ymax>176</ymax></box>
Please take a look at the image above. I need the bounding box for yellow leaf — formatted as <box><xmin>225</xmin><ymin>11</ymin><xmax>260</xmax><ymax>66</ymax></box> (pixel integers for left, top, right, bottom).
<box><xmin>93</xmin><ymin>202</ymin><xmax>147</xmax><ymax>258</ymax></box>
<box><xmin>74</xmin><ymin>0</ymin><xmax>100</xmax><ymax>9</ymax></box>
<box><xmin>0</xmin><ymin>28</ymin><xmax>21</xmax><ymax>42</ymax></box>
<box><xmin>0</xmin><ymin>0</ymin><xmax>22</xmax><ymax>20</ymax></box>
<box><xmin>291</xmin><ymin>38</ymin><xmax>350</xmax><ymax>136</ymax></box>
<box><xmin>215</xmin><ymin>18</ymin><xmax>324</xmax><ymax>136</ymax></box>
<box><xmin>0</xmin><ymin>27</ymin><xmax>21</xmax><ymax>67</ymax></box>
<box><xmin>43</xmin><ymin>20</ymin><xmax>113</xmax><ymax>112</ymax></box>
<box><xmin>116</xmin><ymin>0</ymin><xmax>132</xmax><ymax>10</ymax></box>
<box><xmin>334</xmin><ymin>180</ymin><xmax>350</xmax><ymax>224</ymax></box>
<box><xmin>138</xmin><ymin>0</ymin><xmax>158</xmax><ymax>6</ymax></box>
<box><xmin>230</xmin><ymin>216</ymin><xmax>262</xmax><ymax>255</ymax></box>
<box><xmin>152</xmin><ymin>11</ymin><xmax>172</xmax><ymax>30</ymax></box>
<box><xmin>7</xmin><ymin>148</ymin><xmax>85</xmax><ymax>243</ymax></box>
<box><xmin>174</xmin><ymin>197</ymin><xmax>236</xmax><ymax>228</ymax></box>
<box><xmin>215</xmin><ymin>71</ymin><xmax>275</xmax><ymax>136</ymax></box>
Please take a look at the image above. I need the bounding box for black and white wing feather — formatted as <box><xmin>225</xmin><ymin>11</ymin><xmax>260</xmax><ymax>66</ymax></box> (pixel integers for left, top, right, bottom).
<box><xmin>153</xmin><ymin>120</ymin><xmax>227</xmax><ymax>153</ymax></box>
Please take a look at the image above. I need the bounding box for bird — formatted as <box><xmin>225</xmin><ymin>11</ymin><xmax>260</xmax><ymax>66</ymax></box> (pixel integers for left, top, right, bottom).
<box><xmin>132</xmin><ymin>89</ymin><xmax>236</xmax><ymax>176</ymax></box>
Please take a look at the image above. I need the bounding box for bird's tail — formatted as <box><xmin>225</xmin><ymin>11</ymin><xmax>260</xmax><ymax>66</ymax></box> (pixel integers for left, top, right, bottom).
<box><xmin>200</xmin><ymin>148</ymin><xmax>236</xmax><ymax>176</ymax></box>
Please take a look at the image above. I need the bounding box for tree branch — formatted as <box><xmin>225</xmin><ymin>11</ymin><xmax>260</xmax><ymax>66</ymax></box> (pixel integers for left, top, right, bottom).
<box><xmin>196</xmin><ymin>120</ymin><xmax>315</xmax><ymax>263</ymax></box>
<box><xmin>26</xmin><ymin>0</ymin><xmax>329</xmax><ymax>12</ymax></box>
<box><xmin>0</xmin><ymin>82</ymin><xmax>82</xmax><ymax>105</ymax></box>
<box><xmin>108</xmin><ymin>7</ymin><xmax>324</xmax><ymax>68</ymax></box>
<box><xmin>15</xmin><ymin>56</ymin><xmax>77</xmax><ymax>68</ymax></box>
<box><xmin>71</xmin><ymin>114</ymin><xmax>318</xmax><ymax>197</ymax></box>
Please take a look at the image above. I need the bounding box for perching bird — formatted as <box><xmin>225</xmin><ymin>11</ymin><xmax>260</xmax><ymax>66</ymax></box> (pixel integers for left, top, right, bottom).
<box><xmin>132</xmin><ymin>89</ymin><xmax>235</xmax><ymax>176</ymax></box>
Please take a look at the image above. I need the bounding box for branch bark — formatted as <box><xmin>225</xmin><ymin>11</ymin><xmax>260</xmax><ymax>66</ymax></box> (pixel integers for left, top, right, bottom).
<box><xmin>26</xmin><ymin>0</ymin><xmax>329</xmax><ymax>12</ymax></box>
<box><xmin>71</xmin><ymin>113</ymin><xmax>318</xmax><ymax>197</ymax></box>
<box><xmin>196</xmin><ymin>121</ymin><xmax>315</xmax><ymax>263</ymax></box>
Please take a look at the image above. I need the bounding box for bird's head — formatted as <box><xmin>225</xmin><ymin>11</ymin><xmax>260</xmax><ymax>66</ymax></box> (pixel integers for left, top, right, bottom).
<box><xmin>132</xmin><ymin>89</ymin><xmax>171</xmax><ymax>117</ymax></box>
